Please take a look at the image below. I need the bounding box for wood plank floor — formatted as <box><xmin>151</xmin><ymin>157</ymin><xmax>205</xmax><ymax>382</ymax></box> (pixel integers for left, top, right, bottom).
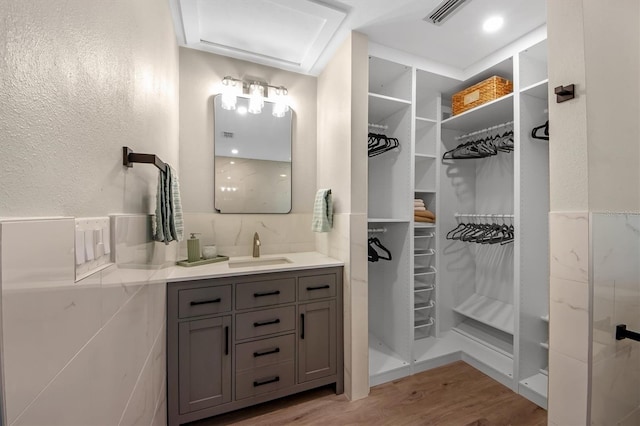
<box><xmin>189</xmin><ymin>361</ymin><xmax>547</xmax><ymax>426</ymax></box>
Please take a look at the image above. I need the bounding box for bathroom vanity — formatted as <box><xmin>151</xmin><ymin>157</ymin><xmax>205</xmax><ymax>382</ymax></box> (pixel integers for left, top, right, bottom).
<box><xmin>165</xmin><ymin>254</ymin><xmax>343</xmax><ymax>425</ymax></box>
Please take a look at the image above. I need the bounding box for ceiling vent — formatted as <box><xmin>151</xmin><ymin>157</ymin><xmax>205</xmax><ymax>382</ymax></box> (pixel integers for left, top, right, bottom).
<box><xmin>424</xmin><ymin>0</ymin><xmax>470</xmax><ymax>25</ymax></box>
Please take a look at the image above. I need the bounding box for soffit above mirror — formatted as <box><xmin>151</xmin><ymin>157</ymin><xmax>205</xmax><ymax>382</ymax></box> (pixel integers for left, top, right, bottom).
<box><xmin>171</xmin><ymin>0</ymin><xmax>347</xmax><ymax>75</ymax></box>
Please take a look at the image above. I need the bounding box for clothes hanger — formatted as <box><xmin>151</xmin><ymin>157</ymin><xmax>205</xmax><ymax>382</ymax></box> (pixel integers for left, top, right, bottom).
<box><xmin>531</xmin><ymin>121</ymin><xmax>549</xmax><ymax>140</ymax></box>
<box><xmin>369</xmin><ymin>237</ymin><xmax>392</xmax><ymax>260</ymax></box>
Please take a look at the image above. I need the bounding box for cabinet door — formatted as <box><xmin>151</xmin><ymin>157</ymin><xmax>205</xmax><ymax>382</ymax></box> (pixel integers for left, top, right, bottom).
<box><xmin>298</xmin><ymin>300</ymin><xmax>337</xmax><ymax>383</ymax></box>
<box><xmin>179</xmin><ymin>316</ymin><xmax>231</xmax><ymax>414</ymax></box>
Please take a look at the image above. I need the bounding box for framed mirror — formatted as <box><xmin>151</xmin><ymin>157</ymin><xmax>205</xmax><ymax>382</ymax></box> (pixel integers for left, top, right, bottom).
<box><xmin>213</xmin><ymin>94</ymin><xmax>292</xmax><ymax>213</ymax></box>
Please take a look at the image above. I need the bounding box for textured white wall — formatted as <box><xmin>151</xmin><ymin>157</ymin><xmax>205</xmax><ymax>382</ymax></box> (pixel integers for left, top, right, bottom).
<box><xmin>178</xmin><ymin>48</ymin><xmax>317</xmax><ymax>214</ymax></box>
<box><xmin>0</xmin><ymin>0</ymin><xmax>179</xmax><ymax>217</ymax></box>
<box><xmin>547</xmin><ymin>0</ymin><xmax>588</xmax><ymax>212</ymax></box>
<box><xmin>584</xmin><ymin>0</ymin><xmax>640</xmax><ymax>212</ymax></box>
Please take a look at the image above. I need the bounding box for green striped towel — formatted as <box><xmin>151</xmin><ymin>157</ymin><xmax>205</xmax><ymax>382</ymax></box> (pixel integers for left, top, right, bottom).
<box><xmin>153</xmin><ymin>166</ymin><xmax>184</xmax><ymax>244</ymax></box>
<box><xmin>311</xmin><ymin>189</ymin><xmax>333</xmax><ymax>232</ymax></box>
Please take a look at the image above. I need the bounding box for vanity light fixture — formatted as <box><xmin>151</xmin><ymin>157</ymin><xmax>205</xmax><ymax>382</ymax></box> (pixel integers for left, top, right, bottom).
<box><xmin>220</xmin><ymin>76</ymin><xmax>289</xmax><ymax>117</ymax></box>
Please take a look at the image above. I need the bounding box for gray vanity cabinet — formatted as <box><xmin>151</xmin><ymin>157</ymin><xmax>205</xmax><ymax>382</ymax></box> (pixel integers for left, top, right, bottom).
<box><xmin>178</xmin><ymin>316</ymin><xmax>231</xmax><ymax>413</ymax></box>
<box><xmin>298</xmin><ymin>300</ymin><xmax>337</xmax><ymax>383</ymax></box>
<box><xmin>167</xmin><ymin>267</ymin><xmax>343</xmax><ymax>426</ymax></box>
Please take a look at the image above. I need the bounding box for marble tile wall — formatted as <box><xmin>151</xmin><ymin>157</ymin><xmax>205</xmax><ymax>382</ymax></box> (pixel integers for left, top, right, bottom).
<box><xmin>0</xmin><ymin>215</ymin><xmax>168</xmax><ymax>425</ymax></box>
<box><xmin>179</xmin><ymin>212</ymin><xmax>315</xmax><ymax>258</ymax></box>
<box><xmin>590</xmin><ymin>213</ymin><xmax>640</xmax><ymax>425</ymax></box>
<box><xmin>548</xmin><ymin>211</ymin><xmax>589</xmax><ymax>425</ymax></box>
<box><xmin>315</xmin><ymin>213</ymin><xmax>369</xmax><ymax>401</ymax></box>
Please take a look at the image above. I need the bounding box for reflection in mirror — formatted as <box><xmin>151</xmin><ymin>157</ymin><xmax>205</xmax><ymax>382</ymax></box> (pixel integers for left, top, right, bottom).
<box><xmin>214</xmin><ymin>94</ymin><xmax>292</xmax><ymax>213</ymax></box>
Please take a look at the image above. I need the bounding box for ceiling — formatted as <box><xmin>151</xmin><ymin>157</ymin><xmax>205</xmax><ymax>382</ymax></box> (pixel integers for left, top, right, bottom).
<box><xmin>169</xmin><ymin>0</ymin><xmax>546</xmax><ymax>76</ymax></box>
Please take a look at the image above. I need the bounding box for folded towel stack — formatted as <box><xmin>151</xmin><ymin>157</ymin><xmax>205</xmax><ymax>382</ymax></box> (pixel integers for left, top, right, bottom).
<box><xmin>414</xmin><ymin>199</ymin><xmax>435</xmax><ymax>223</ymax></box>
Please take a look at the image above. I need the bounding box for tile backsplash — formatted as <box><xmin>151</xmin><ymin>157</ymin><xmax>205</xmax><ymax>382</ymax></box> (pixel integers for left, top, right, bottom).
<box><xmin>0</xmin><ymin>215</ymin><xmax>167</xmax><ymax>425</ymax></box>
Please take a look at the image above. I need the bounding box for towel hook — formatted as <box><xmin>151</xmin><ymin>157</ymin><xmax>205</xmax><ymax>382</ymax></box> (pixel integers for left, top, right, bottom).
<box><xmin>122</xmin><ymin>146</ymin><xmax>168</xmax><ymax>173</ymax></box>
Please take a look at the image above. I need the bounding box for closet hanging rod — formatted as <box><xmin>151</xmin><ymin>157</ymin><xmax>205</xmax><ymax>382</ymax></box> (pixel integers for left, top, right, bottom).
<box><xmin>368</xmin><ymin>227</ymin><xmax>387</xmax><ymax>233</ymax></box>
<box><xmin>368</xmin><ymin>123</ymin><xmax>388</xmax><ymax>130</ymax></box>
<box><xmin>455</xmin><ymin>121</ymin><xmax>514</xmax><ymax>141</ymax></box>
<box><xmin>455</xmin><ymin>213</ymin><xmax>514</xmax><ymax>219</ymax></box>
<box><xmin>122</xmin><ymin>146</ymin><xmax>168</xmax><ymax>173</ymax></box>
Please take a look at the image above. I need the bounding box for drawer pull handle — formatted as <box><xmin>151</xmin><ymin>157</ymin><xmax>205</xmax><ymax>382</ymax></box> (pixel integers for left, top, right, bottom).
<box><xmin>253</xmin><ymin>318</ymin><xmax>280</xmax><ymax>327</ymax></box>
<box><xmin>253</xmin><ymin>290</ymin><xmax>281</xmax><ymax>298</ymax></box>
<box><xmin>224</xmin><ymin>326</ymin><xmax>229</xmax><ymax>356</ymax></box>
<box><xmin>307</xmin><ymin>285</ymin><xmax>330</xmax><ymax>291</ymax></box>
<box><xmin>300</xmin><ymin>313</ymin><xmax>305</xmax><ymax>339</ymax></box>
<box><xmin>190</xmin><ymin>298</ymin><xmax>221</xmax><ymax>306</ymax></box>
<box><xmin>253</xmin><ymin>376</ymin><xmax>280</xmax><ymax>387</ymax></box>
<box><xmin>253</xmin><ymin>347</ymin><xmax>280</xmax><ymax>357</ymax></box>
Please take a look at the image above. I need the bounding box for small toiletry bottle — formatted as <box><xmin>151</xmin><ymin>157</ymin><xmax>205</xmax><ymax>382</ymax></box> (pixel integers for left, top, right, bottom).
<box><xmin>187</xmin><ymin>233</ymin><xmax>201</xmax><ymax>262</ymax></box>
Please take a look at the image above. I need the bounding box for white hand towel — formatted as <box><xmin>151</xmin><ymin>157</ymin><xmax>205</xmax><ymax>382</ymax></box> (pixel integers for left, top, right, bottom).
<box><xmin>312</xmin><ymin>189</ymin><xmax>333</xmax><ymax>232</ymax></box>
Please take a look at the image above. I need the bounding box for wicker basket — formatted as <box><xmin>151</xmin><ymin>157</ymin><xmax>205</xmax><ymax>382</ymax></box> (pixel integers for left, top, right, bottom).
<box><xmin>452</xmin><ymin>76</ymin><xmax>513</xmax><ymax>116</ymax></box>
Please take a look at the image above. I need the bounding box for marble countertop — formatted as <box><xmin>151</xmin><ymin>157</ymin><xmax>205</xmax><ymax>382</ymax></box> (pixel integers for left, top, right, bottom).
<box><xmin>155</xmin><ymin>251</ymin><xmax>344</xmax><ymax>283</ymax></box>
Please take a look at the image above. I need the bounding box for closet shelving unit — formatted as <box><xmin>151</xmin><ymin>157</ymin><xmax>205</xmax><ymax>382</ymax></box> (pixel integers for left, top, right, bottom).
<box><xmin>412</xmin><ymin>70</ymin><xmax>441</xmax><ymax>342</ymax></box>
<box><xmin>367</xmin><ymin>36</ymin><xmax>549</xmax><ymax>408</ymax></box>
<box><xmin>434</xmin><ymin>58</ymin><xmax>517</xmax><ymax>388</ymax></box>
<box><xmin>368</xmin><ymin>56</ymin><xmax>413</xmax><ymax>385</ymax></box>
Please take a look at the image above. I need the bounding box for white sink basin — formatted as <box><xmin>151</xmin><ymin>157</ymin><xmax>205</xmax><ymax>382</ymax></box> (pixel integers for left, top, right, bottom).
<box><xmin>228</xmin><ymin>256</ymin><xmax>293</xmax><ymax>268</ymax></box>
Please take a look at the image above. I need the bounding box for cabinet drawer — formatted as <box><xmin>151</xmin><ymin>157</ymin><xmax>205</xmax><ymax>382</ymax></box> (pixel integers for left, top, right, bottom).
<box><xmin>235</xmin><ymin>334</ymin><xmax>295</xmax><ymax>372</ymax></box>
<box><xmin>235</xmin><ymin>306</ymin><xmax>295</xmax><ymax>340</ymax></box>
<box><xmin>298</xmin><ymin>274</ymin><xmax>337</xmax><ymax>301</ymax></box>
<box><xmin>178</xmin><ymin>286</ymin><xmax>232</xmax><ymax>318</ymax></box>
<box><xmin>235</xmin><ymin>361</ymin><xmax>295</xmax><ymax>400</ymax></box>
<box><xmin>236</xmin><ymin>278</ymin><xmax>295</xmax><ymax>310</ymax></box>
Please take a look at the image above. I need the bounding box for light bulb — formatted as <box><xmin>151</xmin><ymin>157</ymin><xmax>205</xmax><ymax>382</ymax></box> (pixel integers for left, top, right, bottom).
<box><xmin>248</xmin><ymin>83</ymin><xmax>264</xmax><ymax>114</ymax></box>
<box><xmin>221</xmin><ymin>77</ymin><xmax>238</xmax><ymax>110</ymax></box>
<box><xmin>272</xmin><ymin>86</ymin><xmax>290</xmax><ymax>118</ymax></box>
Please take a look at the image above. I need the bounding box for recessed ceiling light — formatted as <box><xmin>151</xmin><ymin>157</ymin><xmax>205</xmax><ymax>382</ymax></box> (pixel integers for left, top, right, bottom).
<box><xmin>483</xmin><ymin>16</ymin><xmax>504</xmax><ymax>33</ymax></box>
<box><xmin>231</xmin><ymin>149</ymin><xmax>238</xmax><ymax>154</ymax></box>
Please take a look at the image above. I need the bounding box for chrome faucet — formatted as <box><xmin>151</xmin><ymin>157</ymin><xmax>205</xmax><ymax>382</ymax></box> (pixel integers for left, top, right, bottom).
<box><xmin>252</xmin><ymin>232</ymin><xmax>261</xmax><ymax>258</ymax></box>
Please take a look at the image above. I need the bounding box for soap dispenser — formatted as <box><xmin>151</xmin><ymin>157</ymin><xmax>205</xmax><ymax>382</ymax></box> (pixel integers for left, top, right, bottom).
<box><xmin>187</xmin><ymin>233</ymin><xmax>201</xmax><ymax>262</ymax></box>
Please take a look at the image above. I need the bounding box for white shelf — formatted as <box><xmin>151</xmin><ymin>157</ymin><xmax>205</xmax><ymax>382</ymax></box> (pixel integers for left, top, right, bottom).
<box><xmin>521</xmin><ymin>79</ymin><xmax>549</xmax><ymax>100</ymax></box>
<box><xmin>415</xmin><ymin>153</ymin><xmax>437</xmax><ymax>160</ymax></box>
<box><xmin>414</xmin><ymin>223</ymin><xmax>436</xmax><ymax>229</ymax></box>
<box><xmin>441</xmin><ymin>93</ymin><xmax>514</xmax><ymax>132</ymax></box>
<box><xmin>539</xmin><ymin>367</ymin><xmax>548</xmax><ymax>376</ymax></box>
<box><xmin>368</xmin><ymin>93</ymin><xmax>411</xmax><ymax>124</ymax></box>
<box><xmin>540</xmin><ymin>341</ymin><xmax>549</xmax><ymax>349</ymax></box>
<box><xmin>519</xmin><ymin>373</ymin><xmax>548</xmax><ymax>404</ymax></box>
<box><xmin>414</xmin><ymin>248</ymin><xmax>435</xmax><ymax>256</ymax></box>
<box><xmin>452</xmin><ymin>321</ymin><xmax>513</xmax><ymax>358</ymax></box>
<box><xmin>369</xmin><ymin>333</ymin><xmax>410</xmax><ymax>386</ymax></box>
<box><xmin>414</xmin><ymin>188</ymin><xmax>436</xmax><ymax>193</ymax></box>
<box><xmin>416</xmin><ymin>116</ymin><xmax>437</xmax><ymax>124</ymax></box>
<box><xmin>368</xmin><ymin>218</ymin><xmax>410</xmax><ymax>223</ymax></box>
<box><xmin>453</xmin><ymin>293</ymin><xmax>514</xmax><ymax>335</ymax></box>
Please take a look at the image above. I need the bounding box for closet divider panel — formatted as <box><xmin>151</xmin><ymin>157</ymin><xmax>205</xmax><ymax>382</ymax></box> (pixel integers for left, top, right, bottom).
<box><xmin>516</xmin><ymin>39</ymin><xmax>549</xmax><ymax>407</ymax></box>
